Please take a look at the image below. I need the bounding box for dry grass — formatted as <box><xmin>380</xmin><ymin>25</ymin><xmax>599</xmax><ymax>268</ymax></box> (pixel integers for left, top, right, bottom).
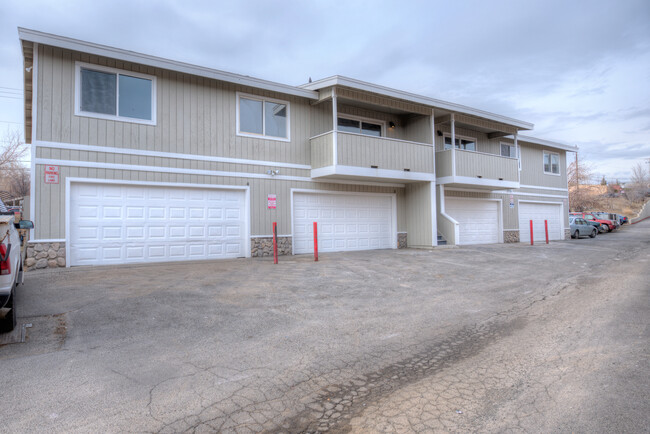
<box><xmin>569</xmin><ymin>184</ymin><xmax>646</xmax><ymax>217</ymax></box>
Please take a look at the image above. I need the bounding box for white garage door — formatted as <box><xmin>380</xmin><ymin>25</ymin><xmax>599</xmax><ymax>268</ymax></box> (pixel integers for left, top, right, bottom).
<box><xmin>69</xmin><ymin>183</ymin><xmax>248</xmax><ymax>266</ymax></box>
<box><xmin>519</xmin><ymin>202</ymin><xmax>563</xmax><ymax>242</ymax></box>
<box><xmin>293</xmin><ymin>192</ymin><xmax>394</xmax><ymax>254</ymax></box>
<box><xmin>445</xmin><ymin>198</ymin><xmax>500</xmax><ymax>245</ymax></box>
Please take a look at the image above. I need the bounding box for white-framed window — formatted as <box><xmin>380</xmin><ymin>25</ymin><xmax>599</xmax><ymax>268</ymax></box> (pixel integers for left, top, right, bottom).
<box><xmin>75</xmin><ymin>62</ymin><xmax>156</xmax><ymax>125</ymax></box>
<box><xmin>444</xmin><ymin>133</ymin><xmax>476</xmax><ymax>151</ymax></box>
<box><xmin>543</xmin><ymin>150</ymin><xmax>560</xmax><ymax>175</ymax></box>
<box><xmin>500</xmin><ymin>143</ymin><xmax>516</xmax><ymax>158</ymax></box>
<box><xmin>337</xmin><ymin>115</ymin><xmax>384</xmax><ymax>137</ymax></box>
<box><xmin>237</xmin><ymin>92</ymin><xmax>290</xmax><ymax>141</ymax></box>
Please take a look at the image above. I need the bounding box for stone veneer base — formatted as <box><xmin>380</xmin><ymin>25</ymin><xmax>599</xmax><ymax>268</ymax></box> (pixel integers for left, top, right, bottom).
<box><xmin>26</xmin><ymin>242</ymin><xmax>66</xmax><ymax>271</ymax></box>
<box><xmin>564</xmin><ymin>229</ymin><xmax>571</xmax><ymax>240</ymax></box>
<box><xmin>503</xmin><ymin>230</ymin><xmax>520</xmax><ymax>243</ymax></box>
<box><xmin>251</xmin><ymin>236</ymin><xmax>292</xmax><ymax>257</ymax></box>
<box><xmin>397</xmin><ymin>233</ymin><xmax>407</xmax><ymax>249</ymax></box>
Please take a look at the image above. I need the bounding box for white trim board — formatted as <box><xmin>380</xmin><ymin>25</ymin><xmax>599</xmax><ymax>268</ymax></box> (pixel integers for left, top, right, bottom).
<box><xmin>64</xmin><ymin>177</ymin><xmax>252</xmax><ymax>267</ymax></box>
<box><xmin>444</xmin><ymin>187</ymin><xmax>568</xmax><ymax>199</ymax></box>
<box><xmin>29</xmin><ymin>42</ymin><xmax>38</xmax><ymax>240</ymax></box>
<box><xmin>35</xmin><ymin>158</ymin><xmax>312</xmax><ymax>182</ymax></box>
<box><xmin>35</xmin><ymin>140</ymin><xmax>311</xmax><ymax>170</ymax></box>
<box><xmin>437</xmin><ymin>176</ymin><xmax>520</xmax><ymax>190</ymax></box>
<box><xmin>34</xmin><ymin>158</ymin><xmax>407</xmax><ymax>188</ymax></box>
<box><xmin>28</xmin><ymin>238</ymin><xmax>66</xmax><ymax>244</ymax></box>
<box><xmin>18</xmin><ymin>28</ymin><xmax>318</xmax><ymax>101</ymax></box>
<box><xmin>312</xmin><ymin>165</ymin><xmax>435</xmax><ymax>182</ymax></box>
<box><xmin>519</xmin><ymin>184</ymin><xmax>567</xmax><ymax>192</ymax></box>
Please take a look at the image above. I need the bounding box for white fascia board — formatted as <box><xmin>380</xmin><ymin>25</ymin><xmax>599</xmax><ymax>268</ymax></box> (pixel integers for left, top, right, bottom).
<box><xmin>437</xmin><ymin>176</ymin><xmax>520</xmax><ymax>190</ymax></box>
<box><xmin>17</xmin><ymin>27</ymin><xmax>318</xmax><ymax>101</ymax></box>
<box><xmin>312</xmin><ymin>165</ymin><xmax>435</xmax><ymax>182</ymax></box>
<box><xmin>301</xmin><ymin>76</ymin><xmax>534</xmax><ymax>131</ymax></box>
<box><xmin>509</xmin><ymin>134</ymin><xmax>579</xmax><ymax>152</ymax></box>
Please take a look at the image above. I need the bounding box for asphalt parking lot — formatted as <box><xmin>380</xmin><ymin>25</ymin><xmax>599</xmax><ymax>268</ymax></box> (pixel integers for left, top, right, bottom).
<box><xmin>2</xmin><ymin>222</ymin><xmax>649</xmax><ymax>433</ymax></box>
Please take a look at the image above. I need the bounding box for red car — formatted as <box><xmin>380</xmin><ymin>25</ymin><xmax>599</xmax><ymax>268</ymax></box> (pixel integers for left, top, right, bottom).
<box><xmin>569</xmin><ymin>212</ymin><xmax>614</xmax><ymax>233</ymax></box>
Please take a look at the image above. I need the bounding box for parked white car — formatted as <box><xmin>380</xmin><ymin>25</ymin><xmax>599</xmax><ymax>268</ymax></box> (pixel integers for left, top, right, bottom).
<box><xmin>0</xmin><ymin>202</ymin><xmax>33</xmax><ymax>333</ymax></box>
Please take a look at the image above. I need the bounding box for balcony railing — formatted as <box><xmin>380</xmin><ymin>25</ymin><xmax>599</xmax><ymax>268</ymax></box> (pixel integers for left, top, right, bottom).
<box><xmin>310</xmin><ymin>131</ymin><xmax>435</xmax><ymax>181</ymax></box>
<box><xmin>436</xmin><ymin>149</ymin><xmax>519</xmax><ymax>189</ymax></box>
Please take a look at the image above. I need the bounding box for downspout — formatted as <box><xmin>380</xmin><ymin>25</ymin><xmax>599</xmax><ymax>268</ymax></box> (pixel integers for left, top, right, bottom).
<box><xmin>332</xmin><ymin>88</ymin><xmax>338</xmax><ymax>167</ymax></box>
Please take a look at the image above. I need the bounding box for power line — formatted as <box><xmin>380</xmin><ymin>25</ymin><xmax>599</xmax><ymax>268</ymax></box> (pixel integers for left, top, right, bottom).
<box><xmin>0</xmin><ymin>121</ymin><xmax>24</xmax><ymax>125</ymax></box>
<box><xmin>0</xmin><ymin>87</ymin><xmax>22</xmax><ymax>91</ymax></box>
<box><xmin>0</xmin><ymin>95</ymin><xmax>22</xmax><ymax>100</ymax></box>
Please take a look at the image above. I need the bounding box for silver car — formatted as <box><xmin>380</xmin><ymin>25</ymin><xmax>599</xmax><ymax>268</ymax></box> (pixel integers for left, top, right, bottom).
<box><xmin>569</xmin><ymin>217</ymin><xmax>598</xmax><ymax>239</ymax></box>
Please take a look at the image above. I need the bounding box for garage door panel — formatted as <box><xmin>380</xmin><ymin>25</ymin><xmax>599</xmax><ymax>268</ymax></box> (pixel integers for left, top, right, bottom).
<box><xmin>519</xmin><ymin>202</ymin><xmax>562</xmax><ymax>242</ymax></box>
<box><xmin>70</xmin><ymin>183</ymin><xmax>247</xmax><ymax>266</ymax></box>
<box><xmin>445</xmin><ymin>198</ymin><xmax>499</xmax><ymax>245</ymax></box>
<box><xmin>293</xmin><ymin>193</ymin><xmax>394</xmax><ymax>254</ymax></box>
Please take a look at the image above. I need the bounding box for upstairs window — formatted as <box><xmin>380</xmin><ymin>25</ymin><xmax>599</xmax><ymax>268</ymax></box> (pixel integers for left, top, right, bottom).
<box><xmin>500</xmin><ymin>143</ymin><xmax>516</xmax><ymax>158</ymax></box>
<box><xmin>444</xmin><ymin>134</ymin><xmax>476</xmax><ymax>151</ymax></box>
<box><xmin>543</xmin><ymin>151</ymin><xmax>560</xmax><ymax>175</ymax></box>
<box><xmin>337</xmin><ymin>116</ymin><xmax>383</xmax><ymax>137</ymax></box>
<box><xmin>237</xmin><ymin>93</ymin><xmax>289</xmax><ymax>141</ymax></box>
<box><xmin>75</xmin><ymin>62</ymin><xmax>155</xmax><ymax>124</ymax></box>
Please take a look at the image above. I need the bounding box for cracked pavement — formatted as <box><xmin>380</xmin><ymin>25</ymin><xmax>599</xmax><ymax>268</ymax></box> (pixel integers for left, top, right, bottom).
<box><xmin>1</xmin><ymin>221</ymin><xmax>648</xmax><ymax>433</ymax></box>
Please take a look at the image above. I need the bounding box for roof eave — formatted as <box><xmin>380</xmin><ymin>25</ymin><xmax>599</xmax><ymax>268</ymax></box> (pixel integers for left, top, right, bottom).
<box><xmin>515</xmin><ymin>134</ymin><xmax>578</xmax><ymax>152</ymax></box>
<box><xmin>301</xmin><ymin>75</ymin><xmax>534</xmax><ymax>131</ymax></box>
<box><xmin>17</xmin><ymin>27</ymin><xmax>318</xmax><ymax>100</ymax></box>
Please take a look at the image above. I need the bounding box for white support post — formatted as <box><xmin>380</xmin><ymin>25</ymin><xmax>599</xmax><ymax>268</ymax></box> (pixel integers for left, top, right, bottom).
<box><xmin>514</xmin><ymin>130</ymin><xmax>521</xmax><ymax>182</ymax></box>
<box><xmin>430</xmin><ymin>109</ymin><xmax>437</xmax><ymax>246</ymax></box>
<box><xmin>450</xmin><ymin>113</ymin><xmax>456</xmax><ymax>177</ymax></box>
<box><xmin>332</xmin><ymin>88</ymin><xmax>338</xmax><ymax>167</ymax></box>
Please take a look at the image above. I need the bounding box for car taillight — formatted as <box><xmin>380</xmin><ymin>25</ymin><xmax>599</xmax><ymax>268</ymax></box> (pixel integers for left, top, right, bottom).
<box><xmin>0</xmin><ymin>243</ymin><xmax>10</xmax><ymax>275</ymax></box>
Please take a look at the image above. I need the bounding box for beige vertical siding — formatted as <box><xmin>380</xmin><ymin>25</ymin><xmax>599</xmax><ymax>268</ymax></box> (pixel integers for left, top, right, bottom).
<box><xmin>36</xmin><ymin>45</ymin><xmax>313</xmax><ymax>165</ymax></box>
<box><xmin>402</xmin><ymin>114</ymin><xmax>432</xmax><ymax>144</ymax></box>
<box><xmin>33</xmin><ymin>164</ymin><xmax>407</xmax><ymax>240</ymax></box>
<box><xmin>405</xmin><ymin>182</ymin><xmax>433</xmax><ymax>247</ymax></box>
<box><xmin>435</xmin><ymin>150</ymin><xmax>453</xmax><ymax>177</ymax></box>
<box><xmin>310</xmin><ymin>132</ymin><xmax>334</xmax><ymax>169</ymax></box>
<box><xmin>311</xmin><ymin>100</ymin><xmax>333</xmax><ymax>137</ymax></box>
<box><xmin>336</xmin><ymin>133</ymin><xmax>433</xmax><ymax>172</ymax></box>
<box><xmin>518</xmin><ymin>143</ymin><xmax>568</xmax><ymax>189</ymax></box>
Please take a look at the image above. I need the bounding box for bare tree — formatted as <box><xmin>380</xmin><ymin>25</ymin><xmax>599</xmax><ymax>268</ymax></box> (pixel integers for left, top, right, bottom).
<box><xmin>626</xmin><ymin>162</ymin><xmax>649</xmax><ymax>202</ymax></box>
<box><xmin>10</xmin><ymin>168</ymin><xmax>30</xmax><ymax>197</ymax></box>
<box><xmin>0</xmin><ymin>129</ymin><xmax>28</xmax><ymax>194</ymax></box>
<box><xmin>567</xmin><ymin>156</ymin><xmax>599</xmax><ymax>211</ymax></box>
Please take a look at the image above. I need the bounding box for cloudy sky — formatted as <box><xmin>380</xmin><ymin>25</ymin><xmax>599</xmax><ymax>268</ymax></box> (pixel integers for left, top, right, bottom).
<box><xmin>1</xmin><ymin>0</ymin><xmax>648</xmax><ymax>182</ymax></box>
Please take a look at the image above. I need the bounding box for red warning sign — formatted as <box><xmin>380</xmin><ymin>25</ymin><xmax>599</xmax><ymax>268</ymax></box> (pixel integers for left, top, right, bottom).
<box><xmin>45</xmin><ymin>165</ymin><xmax>59</xmax><ymax>184</ymax></box>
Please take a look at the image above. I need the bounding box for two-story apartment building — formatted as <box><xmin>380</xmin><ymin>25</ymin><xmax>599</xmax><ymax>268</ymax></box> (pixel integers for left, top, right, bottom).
<box><xmin>18</xmin><ymin>28</ymin><xmax>576</xmax><ymax>269</ymax></box>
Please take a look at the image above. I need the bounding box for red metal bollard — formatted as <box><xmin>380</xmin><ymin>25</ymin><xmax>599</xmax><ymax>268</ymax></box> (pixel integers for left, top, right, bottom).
<box><xmin>313</xmin><ymin>222</ymin><xmax>318</xmax><ymax>262</ymax></box>
<box><xmin>530</xmin><ymin>220</ymin><xmax>534</xmax><ymax>245</ymax></box>
<box><xmin>544</xmin><ymin>220</ymin><xmax>549</xmax><ymax>244</ymax></box>
<box><xmin>272</xmin><ymin>222</ymin><xmax>278</xmax><ymax>264</ymax></box>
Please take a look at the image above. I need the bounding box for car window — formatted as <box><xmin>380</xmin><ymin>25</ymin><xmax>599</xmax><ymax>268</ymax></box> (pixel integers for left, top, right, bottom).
<box><xmin>585</xmin><ymin>215</ymin><xmax>594</xmax><ymax>220</ymax></box>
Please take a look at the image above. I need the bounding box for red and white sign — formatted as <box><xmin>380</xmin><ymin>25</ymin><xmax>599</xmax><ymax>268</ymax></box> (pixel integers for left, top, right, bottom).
<box><xmin>44</xmin><ymin>165</ymin><xmax>59</xmax><ymax>184</ymax></box>
<box><xmin>267</xmin><ymin>194</ymin><xmax>277</xmax><ymax>209</ymax></box>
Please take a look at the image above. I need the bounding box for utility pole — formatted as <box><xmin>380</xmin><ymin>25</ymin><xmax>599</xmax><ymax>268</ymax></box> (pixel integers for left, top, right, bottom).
<box><xmin>576</xmin><ymin>152</ymin><xmax>579</xmax><ymax>193</ymax></box>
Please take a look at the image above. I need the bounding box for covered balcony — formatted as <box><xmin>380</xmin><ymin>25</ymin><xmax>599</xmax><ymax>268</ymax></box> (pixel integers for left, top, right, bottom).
<box><xmin>311</xmin><ymin>131</ymin><xmax>434</xmax><ymax>182</ymax></box>
<box><xmin>435</xmin><ymin>148</ymin><xmax>519</xmax><ymax>189</ymax></box>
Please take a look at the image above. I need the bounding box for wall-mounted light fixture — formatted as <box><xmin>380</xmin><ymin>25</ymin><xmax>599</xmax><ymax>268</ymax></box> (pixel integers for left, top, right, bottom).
<box><xmin>389</xmin><ymin>121</ymin><xmax>396</xmax><ymax>130</ymax></box>
<box><xmin>266</xmin><ymin>169</ymin><xmax>280</xmax><ymax>176</ymax></box>
<box><xmin>437</xmin><ymin>130</ymin><xmax>443</xmax><ymax>137</ymax></box>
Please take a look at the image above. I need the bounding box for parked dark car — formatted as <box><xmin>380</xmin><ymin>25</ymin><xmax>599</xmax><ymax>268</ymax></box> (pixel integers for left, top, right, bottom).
<box><xmin>570</xmin><ymin>212</ymin><xmax>607</xmax><ymax>233</ymax></box>
<box><xmin>570</xmin><ymin>216</ymin><xmax>598</xmax><ymax>239</ymax></box>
